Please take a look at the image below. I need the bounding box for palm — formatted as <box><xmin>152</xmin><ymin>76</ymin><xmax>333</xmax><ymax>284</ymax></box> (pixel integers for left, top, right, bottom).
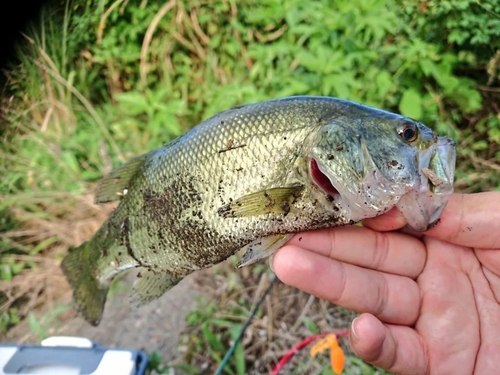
<box><xmin>416</xmin><ymin>240</ymin><xmax>478</xmax><ymax>373</ymax></box>
<box><xmin>414</xmin><ymin>238</ymin><xmax>500</xmax><ymax>373</ymax></box>
<box><xmin>273</xmin><ymin>192</ymin><xmax>500</xmax><ymax>374</ymax></box>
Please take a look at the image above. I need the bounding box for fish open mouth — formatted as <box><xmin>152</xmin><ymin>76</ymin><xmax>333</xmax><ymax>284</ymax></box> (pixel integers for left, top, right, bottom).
<box><xmin>310</xmin><ymin>158</ymin><xmax>340</xmax><ymax>198</ymax></box>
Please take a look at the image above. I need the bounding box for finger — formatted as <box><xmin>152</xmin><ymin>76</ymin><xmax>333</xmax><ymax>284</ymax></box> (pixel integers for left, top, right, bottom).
<box><xmin>286</xmin><ymin>225</ymin><xmax>425</xmax><ymax>278</ymax></box>
<box><xmin>425</xmin><ymin>192</ymin><xmax>500</xmax><ymax>249</ymax></box>
<box><xmin>349</xmin><ymin>313</ymin><xmax>428</xmax><ymax>374</ymax></box>
<box><xmin>273</xmin><ymin>246</ymin><xmax>420</xmax><ymax>325</ymax></box>
<box><xmin>469</xmin><ymin>265</ymin><xmax>500</xmax><ymax>374</ymax></box>
<box><xmin>362</xmin><ymin>207</ymin><xmax>407</xmax><ymax>232</ymax></box>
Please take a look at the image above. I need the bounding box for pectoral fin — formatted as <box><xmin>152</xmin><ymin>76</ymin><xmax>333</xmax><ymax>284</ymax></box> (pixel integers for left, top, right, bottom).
<box><xmin>217</xmin><ymin>185</ymin><xmax>304</xmax><ymax>218</ymax></box>
<box><xmin>237</xmin><ymin>234</ymin><xmax>293</xmax><ymax>268</ymax></box>
<box><xmin>95</xmin><ymin>151</ymin><xmax>153</xmax><ymax>204</ymax></box>
<box><xmin>130</xmin><ymin>269</ymin><xmax>182</xmax><ymax>305</ymax></box>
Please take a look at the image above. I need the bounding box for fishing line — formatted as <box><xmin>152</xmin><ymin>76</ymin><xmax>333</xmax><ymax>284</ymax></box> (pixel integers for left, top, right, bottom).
<box><xmin>214</xmin><ymin>273</ymin><xmax>277</xmax><ymax>375</ymax></box>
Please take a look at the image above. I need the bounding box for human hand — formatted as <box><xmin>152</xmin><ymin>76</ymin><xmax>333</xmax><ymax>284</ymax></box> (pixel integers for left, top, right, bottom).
<box><xmin>273</xmin><ymin>192</ymin><xmax>500</xmax><ymax>374</ymax></box>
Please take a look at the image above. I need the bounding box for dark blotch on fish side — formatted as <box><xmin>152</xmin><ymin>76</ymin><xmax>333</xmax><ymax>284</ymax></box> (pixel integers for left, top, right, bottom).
<box><xmin>280</xmin><ymin>201</ymin><xmax>291</xmax><ymax>216</ymax></box>
<box><xmin>218</xmin><ymin>204</ymin><xmax>235</xmax><ymax>218</ymax></box>
<box><xmin>264</xmin><ymin>191</ymin><xmax>274</xmax><ymax>208</ymax></box>
<box><xmin>121</xmin><ymin>217</ymin><xmax>141</xmax><ymax>265</ymax></box>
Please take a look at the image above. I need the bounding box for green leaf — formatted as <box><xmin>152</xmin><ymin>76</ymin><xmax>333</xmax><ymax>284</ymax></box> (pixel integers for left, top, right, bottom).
<box><xmin>375</xmin><ymin>71</ymin><xmax>392</xmax><ymax>98</ymax></box>
<box><xmin>201</xmin><ymin>323</ymin><xmax>225</xmax><ymax>352</ymax></box>
<box><xmin>399</xmin><ymin>89</ymin><xmax>422</xmax><ymax>119</ymax></box>
<box><xmin>230</xmin><ymin>324</ymin><xmax>246</xmax><ymax>375</ymax></box>
<box><xmin>28</xmin><ymin>312</ymin><xmax>45</xmax><ymax>341</ymax></box>
<box><xmin>0</xmin><ymin>264</ymin><xmax>12</xmax><ymax>281</ymax></box>
<box><xmin>30</xmin><ymin>236</ymin><xmax>59</xmax><ymax>255</ymax></box>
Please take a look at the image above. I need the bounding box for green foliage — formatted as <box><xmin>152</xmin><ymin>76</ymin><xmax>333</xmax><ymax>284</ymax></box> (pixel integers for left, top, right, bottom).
<box><xmin>0</xmin><ymin>308</ymin><xmax>21</xmax><ymax>333</ymax></box>
<box><xmin>410</xmin><ymin>0</ymin><xmax>500</xmax><ymax>50</ymax></box>
<box><xmin>182</xmin><ymin>298</ymin><xmax>248</xmax><ymax>374</ymax></box>
<box><xmin>146</xmin><ymin>351</ymin><xmax>171</xmax><ymax>375</ymax></box>
<box><xmin>179</xmin><ymin>274</ymin><xmax>390</xmax><ymax>374</ymax></box>
<box><xmin>27</xmin><ymin>305</ymin><xmax>71</xmax><ymax>341</ymax></box>
<box><xmin>2</xmin><ymin>0</ymin><xmax>499</xmax><ymax>196</ymax></box>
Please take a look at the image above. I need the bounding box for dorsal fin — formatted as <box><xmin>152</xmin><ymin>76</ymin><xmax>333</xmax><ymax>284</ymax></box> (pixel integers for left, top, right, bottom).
<box><xmin>94</xmin><ymin>151</ymin><xmax>152</xmax><ymax>204</ymax></box>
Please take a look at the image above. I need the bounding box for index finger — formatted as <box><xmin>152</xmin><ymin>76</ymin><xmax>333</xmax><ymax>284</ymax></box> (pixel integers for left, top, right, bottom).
<box><xmin>425</xmin><ymin>192</ymin><xmax>500</xmax><ymax>249</ymax></box>
<box><xmin>283</xmin><ymin>225</ymin><xmax>425</xmax><ymax>278</ymax></box>
<box><xmin>363</xmin><ymin>192</ymin><xmax>500</xmax><ymax>250</ymax></box>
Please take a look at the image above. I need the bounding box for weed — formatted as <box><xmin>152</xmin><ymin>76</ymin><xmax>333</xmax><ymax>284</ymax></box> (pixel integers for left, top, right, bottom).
<box><xmin>146</xmin><ymin>350</ymin><xmax>172</xmax><ymax>375</ymax></box>
<box><xmin>177</xmin><ymin>261</ymin><xmax>387</xmax><ymax>374</ymax></box>
<box><xmin>27</xmin><ymin>304</ymin><xmax>71</xmax><ymax>341</ymax></box>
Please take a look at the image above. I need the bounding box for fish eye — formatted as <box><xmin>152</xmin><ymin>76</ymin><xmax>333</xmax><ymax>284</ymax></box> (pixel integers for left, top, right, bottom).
<box><xmin>397</xmin><ymin>122</ymin><xmax>418</xmax><ymax>142</ymax></box>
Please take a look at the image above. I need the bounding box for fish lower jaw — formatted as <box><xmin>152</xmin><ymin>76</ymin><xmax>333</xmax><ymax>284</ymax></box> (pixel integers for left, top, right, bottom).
<box><xmin>336</xmin><ymin>194</ymin><xmax>401</xmax><ymax>222</ymax></box>
<box><xmin>400</xmin><ymin>136</ymin><xmax>456</xmax><ymax>231</ymax></box>
<box><xmin>395</xmin><ymin>185</ymin><xmax>452</xmax><ymax>232</ymax></box>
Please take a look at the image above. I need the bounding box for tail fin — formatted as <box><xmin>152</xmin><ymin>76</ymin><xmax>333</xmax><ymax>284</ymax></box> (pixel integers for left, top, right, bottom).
<box><xmin>61</xmin><ymin>242</ymin><xmax>108</xmax><ymax>326</ymax></box>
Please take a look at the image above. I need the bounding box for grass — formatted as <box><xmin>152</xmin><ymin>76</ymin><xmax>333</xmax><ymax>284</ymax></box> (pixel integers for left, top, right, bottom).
<box><xmin>1</xmin><ymin>0</ymin><xmax>499</xmax><ymax>372</ymax></box>
<box><xmin>173</xmin><ymin>259</ymin><xmax>389</xmax><ymax>374</ymax></box>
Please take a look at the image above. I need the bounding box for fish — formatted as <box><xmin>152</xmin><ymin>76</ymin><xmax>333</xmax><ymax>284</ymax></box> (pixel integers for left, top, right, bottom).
<box><xmin>61</xmin><ymin>96</ymin><xmax>456</xmax><ymax>326</ymax></box>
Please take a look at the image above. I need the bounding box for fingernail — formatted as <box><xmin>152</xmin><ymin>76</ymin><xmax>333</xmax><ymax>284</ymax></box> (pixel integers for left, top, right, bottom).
<box><xmin>350</xmin><ymin>317</ymin><xmax>360</xmax><ymax>343</ymax></box>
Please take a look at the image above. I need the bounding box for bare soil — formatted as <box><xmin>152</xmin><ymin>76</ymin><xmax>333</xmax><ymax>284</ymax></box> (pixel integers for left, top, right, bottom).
<box><xmin>4</xmin><ymin>272</ymin><xmax>201</xmax><ymax>364</ymax></box>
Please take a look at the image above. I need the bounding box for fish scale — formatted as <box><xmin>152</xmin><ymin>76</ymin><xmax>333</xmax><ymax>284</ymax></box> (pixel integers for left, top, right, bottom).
<box><xmin>61</xmin><ymin>96</ymin><xmax>456</xmax><ymax>326</ymax></box>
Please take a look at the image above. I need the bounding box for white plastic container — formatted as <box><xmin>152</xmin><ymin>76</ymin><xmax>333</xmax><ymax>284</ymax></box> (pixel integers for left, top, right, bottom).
<box><xmin>0</xmin><ymin>336</ymin><xmax>148</xmax><ymax>375</ymax></box>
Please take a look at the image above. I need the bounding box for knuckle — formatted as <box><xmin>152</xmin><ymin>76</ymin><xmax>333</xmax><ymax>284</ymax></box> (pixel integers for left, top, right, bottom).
<box><xmin>371</xmin><ymin>230</ymin><xmax>391</xmax><ymax>270</ymax></box>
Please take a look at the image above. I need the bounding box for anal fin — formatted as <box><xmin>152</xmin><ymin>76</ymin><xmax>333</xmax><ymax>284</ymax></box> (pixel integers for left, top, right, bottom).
<box><xmin>218</xmin><ymin>185</ymin><xmax>304</xmax><ymax>218</ymax></box>
<box><xmin>237</xmin><ymin>234</ymin><xmax>293</xmax><ymax>268</ymax></box>
<box><xmin>130</xmin><ymin>269</ymin><xmax>182</xmax><ymax>306</ymax></box>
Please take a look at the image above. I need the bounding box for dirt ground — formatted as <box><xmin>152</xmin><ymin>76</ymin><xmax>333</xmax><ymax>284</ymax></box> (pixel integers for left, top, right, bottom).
<box><xmin>4</xmin><ymin>271</ymin><xmax>201</xmax><ymax>364</ymax></box>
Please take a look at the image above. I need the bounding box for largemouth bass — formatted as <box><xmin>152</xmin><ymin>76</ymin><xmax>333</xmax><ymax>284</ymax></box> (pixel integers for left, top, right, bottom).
<box><xmin>61</xmin><ymin>96</ymin><xmax>456</xmax><ymax>325</ymax></box>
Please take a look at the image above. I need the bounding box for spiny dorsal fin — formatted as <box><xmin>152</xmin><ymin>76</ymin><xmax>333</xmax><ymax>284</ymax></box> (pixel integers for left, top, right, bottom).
<box><xmin>237</xmin><ymin>234</ymin><xmax>293</xmax><ymax>268</ymax></box>
<box><xmin>94</xmin><ymin>152</ymin><xmax>152</xmax><ymax>204</ymax></box>
<box><xmin>130</xmin><ymin>269</ymin><xmax>182</xmax><ymax>306</ymax></box>
<box><xmin>217</xmin><ymin>185</ymin><xmax>304</xmax><ymax>218</ymax></box>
